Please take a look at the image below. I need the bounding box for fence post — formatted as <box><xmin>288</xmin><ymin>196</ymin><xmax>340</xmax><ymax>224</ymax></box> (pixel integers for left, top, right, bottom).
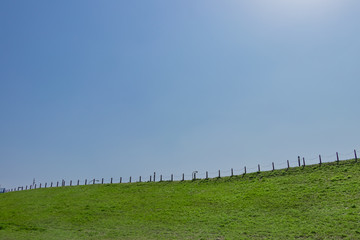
<box><xmin>51</xmin><ymin>182</ymin><xmax>53</xmax><ymax>187</ymax></box>
<box><xmin>26</xmin><ymin>186</ymin><xmax>28</xmax><ymax>190</ymax></box>
<box><xmin>70</xmin><ymin>180</ymin><xmax>72</xmax><ymax>186</ymax></box>
<box><xmin>34</xmin><ymin>184</ymin><xmax>37</xmax><ymax>189</ymax></box>
<box><xmin>139</xmin><ymin>176</ymin><xmax>141</xmax><ymax>182</ymax></box>
<box><xmin>57</xmin><ymin>181</ymin><xmax>59</xmax><ymax>187</ymax></box>
<box><xmin>77</xmin><ymin>180</ymin><xmax>79</xmax><ymax>186</ymax></box>
<box><xmin>93</xmin><ymin>178</ymin><xmax>95</xmax><ymax>185</ymax></box>
<box><xmin>303</xmin><ymin>157</ymin><xmax>306</xmax><ymax>167</ymax></box>
<box><xmin>287</xmin><ymin>160</ymin><xmax>290</xmax><ymax>170</ymax></box>
<box><xmin>153</xmin><ymin>172</ymin><xmax>156</xmax><ymax>182</ymax></box>
<box><xmin>120</xmin><ymin>177</ymin><xmax>122</xmax><ymax>183</ymax></box>
<box><xmin>298</xmin><ymin>156</ymin><xmax>301</xmax><ymax>167</ymax></box>
<box><xmin>160</xmin><ymin>175</ymin><xmax>162</xmax><ymax>182</ymax></box>
<box><xmin>231</xmin><ymin>168</ymin><xmax>233</xmax><ymax>176</ymax></box>
<box><xmin>45</xmin><ymin>183</ymin><xmax>47</xmax><ymax>188</ymax></box>
<box><xmin>244</xmin><ymin>166</ymin><xmax>247</xmax><ymax>175</ymax></box>
<box><xmin>182</xmin><ymin>173</ymin><xmax>184</xmax><ymax>181</ymax></box>
<box><xmin>85</xmin><ymin>179</ymin><xmax>87</xmax><ymax>185</ymax></box>
<box><xmin>111</xmin><ymin>177</ymin><xmax>113</xmax><ymax>184</ymax></box>
<box><xmin>218</xmin><ymin>170</ymin><xmax>221</xmax><ymax>178</ymax></box>
<box><xmin>272</xmin><ymin>162</ymin><xmax>275</xmax><ymax>171</ymax></box>
<box><xmin>319</xmin><ymin>155</ymin><xmax>322</xmax><ymax>166</ymax></box>
<box><xmin>258</xmin><ymin>164</ymin><xmax>260</xmax><ymax>172</ymax></box>
<box><xmin>355</xmin><ymin>150</ymin><xmax>358</xmax><ymax>162</ymax></box>
<box><xmin>336</xmin><ymin>152</ymin><xmax>339</xmax><ymax>164</ymax></box>
<box><xmin>101</xmin><ymin>178</ymin><xmax>103</xmax><ymax>184</ymax></box>
<box><xmin>171</xmin><ymin>174</ymin><xmax>173</xmax><ymax>181</ymax></box>
<box><xmin>206</xmin><ymin>171</ymin><xmax>208</xmax><ymax>179</ymax></box>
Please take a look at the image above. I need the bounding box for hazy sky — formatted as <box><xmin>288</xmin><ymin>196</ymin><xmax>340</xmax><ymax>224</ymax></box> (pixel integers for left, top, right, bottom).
<box><xmin>1</xmin><ymin>0</ymin><xmax>360</xmax><ymax>189</ymax></box>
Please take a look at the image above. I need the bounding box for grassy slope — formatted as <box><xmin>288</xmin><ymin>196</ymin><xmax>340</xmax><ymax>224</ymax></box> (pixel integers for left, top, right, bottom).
<box><xmin>1</xmin><ymin>160</ymin><xmax>360</xmax><ymax>240</ymax></box>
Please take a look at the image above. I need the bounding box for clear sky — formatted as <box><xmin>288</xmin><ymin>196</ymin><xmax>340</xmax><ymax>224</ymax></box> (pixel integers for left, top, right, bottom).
<box><xmin>1</xmin><ymin>0</ymin><xmax>360</xmax><ymax>189</ymax></box>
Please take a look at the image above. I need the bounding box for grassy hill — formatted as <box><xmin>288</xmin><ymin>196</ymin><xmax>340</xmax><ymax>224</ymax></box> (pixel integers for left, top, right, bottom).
<box><xmin>1</xmin><ymin>160</ymin><xmax>360</xmax><ymax>240</ymax></box>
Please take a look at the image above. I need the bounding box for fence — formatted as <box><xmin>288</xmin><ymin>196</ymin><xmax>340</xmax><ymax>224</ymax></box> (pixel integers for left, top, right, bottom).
<box><xmin>3</xmin><ymin>149</ymin><xmax>359</xmax><ymax>193</ymax></box>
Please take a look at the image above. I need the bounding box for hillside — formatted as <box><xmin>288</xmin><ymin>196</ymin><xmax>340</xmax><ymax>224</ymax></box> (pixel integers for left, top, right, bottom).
<box><xmin>1</xmin><ymin>160</ymin><xmax>360</xmax><ymax>240</ymax></box>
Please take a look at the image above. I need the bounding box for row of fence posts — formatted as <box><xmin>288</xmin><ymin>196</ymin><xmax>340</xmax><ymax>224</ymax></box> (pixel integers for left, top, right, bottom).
<box><xmin>6</xmin><ymin>150</ymin><xmax>358</xmax><ymax>192</ymax></box>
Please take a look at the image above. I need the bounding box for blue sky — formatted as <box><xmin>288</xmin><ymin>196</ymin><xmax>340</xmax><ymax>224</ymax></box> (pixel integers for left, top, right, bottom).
<box><xmin>1</xmin><ymin>0</ymin><xmax>360</xmax><ymax>189</ymax></box>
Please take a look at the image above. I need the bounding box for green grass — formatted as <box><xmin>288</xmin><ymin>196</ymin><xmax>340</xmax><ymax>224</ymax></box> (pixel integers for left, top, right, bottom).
<box><xmin>1</xmin><ymin>160</ymin><xmax>360</xmax><ymax>239</ymax></box>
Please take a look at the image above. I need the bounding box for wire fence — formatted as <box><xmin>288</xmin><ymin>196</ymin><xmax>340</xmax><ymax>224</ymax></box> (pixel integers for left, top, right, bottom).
<box><xmin>3</xmin><ymin>149</ymin><xmax>359</xmax><ymax>193</ymax></box>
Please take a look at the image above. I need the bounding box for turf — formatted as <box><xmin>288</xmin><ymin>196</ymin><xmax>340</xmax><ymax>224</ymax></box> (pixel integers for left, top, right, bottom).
<box><xmin>1</xmin><ymin>160</ymin><xmax>360</xmax><ymax>239</ymax></box>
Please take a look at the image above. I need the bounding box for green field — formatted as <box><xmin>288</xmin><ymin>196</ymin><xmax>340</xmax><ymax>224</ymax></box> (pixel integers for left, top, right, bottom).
<box><xmin>1</xmin><ymin>160</ymin><xmax>360</xmax><ymax>239</ymax></box>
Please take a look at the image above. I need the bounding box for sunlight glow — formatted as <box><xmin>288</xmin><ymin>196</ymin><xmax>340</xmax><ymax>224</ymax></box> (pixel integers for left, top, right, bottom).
<box><xmin>249</xmin><ymin>0</ymin><xmax>345</xmax><ymax>23</ymax></box>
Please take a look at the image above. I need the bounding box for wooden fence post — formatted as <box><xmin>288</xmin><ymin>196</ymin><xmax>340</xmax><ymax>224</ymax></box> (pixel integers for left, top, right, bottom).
<box><xmin>303</xmin><ymin>157</ymin><xmax>306</xmax><ymax>167</ymax></box>
<box><xmin>93</xmin><ymin>178</ymin><xmax>95</xmax><ymax>185</ymax></box>
<box><xmin>139</xmin><ymin>176</ymin><xmax>141</xmax><ymax>182</ymax></box>
<box><xmin>244</xmin><ymin>166</ymin><xmax>247</xmax><ymax>175</ymax></box>
<box><xmin>102</xmin><ymin>178</ymin><xmax>104</xmax><ymax>184</ymax></box>
<box><xmin>206</xmin><ymin>171</ymin><xmax>208</xmax><ymax>179</ymax></box>
<box><xmin>218</xmin><ymin>170</ymin><xmax>221</xmax><ymax>178</ymax></box>
<box><xmin>85</xmin><ymin>179</ymin><xmax>87</xmax><ymax>185</ymax></box>
<box><xmin>57</xmin><ymin>181</ymin><xmax>59</xmax><ymax>187</ymax></box>
<box><xmin>354</xmin><ymin>150</ymin><xmax>358</xmax><ymax>162</ymax></box>
<box><xmin>258</xmin><ymin>164</ymin><xmax>260</xmax><ymax>172</ymax></box>
<box><xmin>171</xmin><ymin>174</ymin><xmax>173</xmax><ymax>181</ymax></box>
<box><xmin>111</xmin><ymin>177</ymin><xmax>113</xmax><ymax>184</ymax></box>
<box><xmin>77</xmin><ymin>180</ymin><xmax>79</xmax><ymax>186</ymax></box>
<box><xmin>34</xmin><ymin>184</ymin><xmax>37</xmax><ymax>189</ymax></box>
<box><xmin>70</xmin><ymin>180</ymin><xmax>72</xmax><ymax>186</ymax></box>
<box><xmin>160</xmin><ymin>175</ymin><xmax>162</xmax><ymax>182</ymax></box>
<box><xmin>336</xmin><ymin>152</ymin><xmax>339</xmax><ymax>164</ymax></box>
<box><xmin>319</xmin><ymin>155</ymin><xmax>322</xmax><ymax>166</ymax></box>
<box><xmin>154</xmin><ymin>172</ymin><xmax>156</xmax><ymax>182</ymax></box>
<box><xmin>51</xmin><ymin>182</ymin><xmax>53</xmax><ymax>187</ymax></box>
<box><xmin>231</xmin><ymin>168</ymin><xmax>233</xmax><ymax>176</ymax></box>
<box><xmin>298</xmin><ymin>156</ymin><xmax>301</xmax><ymax>167</ymax></box>
<box><xmin>182</xmin><ymin>173</ymin><xmax>184</xmax><ymax>181</ymax></box>
<box><xmin>120</xmin><ymin>177</ymin><xmax>122</xmax><ymax>183</ymax></box>
<box><xmin>45</xmin><ymin>183</ymin><xmax>47</xmax><ymax>188</ymax></box>
<box><xmin>272</xmin><ymin>162</ymin><xmax>275</xmax><ymax>171</ymax></box>
<box><xmin>287</xmin><ymin>160</ymin><xmax>290</xmax><ymax>170</ymax></box>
